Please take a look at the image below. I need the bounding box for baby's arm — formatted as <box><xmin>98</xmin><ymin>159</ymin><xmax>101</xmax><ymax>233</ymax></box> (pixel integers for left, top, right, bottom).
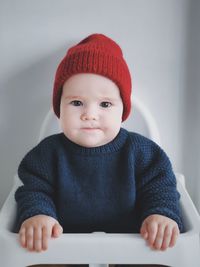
<box><xmin>134</xmin><ymin>135</ymin><xmax>183</xmax><ymax>248</ymax></box>
<box><xmin>19</xmin><ymin>215</ymin><xmax>63</xmax><ymax>252</ymax></box>
<box><xmin>140</xmin><ymin>214</ymin><xmax>179</xmax><ymax>250</ymax></box>
<box><xmin>15</xmin><ymin>139</ymin><xmax>61</xmax><ymax>250</ymax></box>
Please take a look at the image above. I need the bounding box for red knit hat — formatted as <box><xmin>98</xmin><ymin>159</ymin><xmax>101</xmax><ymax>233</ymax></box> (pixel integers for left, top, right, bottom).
<box><xmin>53</xmin><ymin>33</ymin><xmax>132</xmax><ymax>121</ymax></box>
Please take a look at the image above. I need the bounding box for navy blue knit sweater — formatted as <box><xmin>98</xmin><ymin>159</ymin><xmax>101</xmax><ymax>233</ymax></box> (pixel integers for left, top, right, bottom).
<box><xmin>15</xmin><ymin>128</ymin><xmax>183</xmax><ymax>233</ymax></box>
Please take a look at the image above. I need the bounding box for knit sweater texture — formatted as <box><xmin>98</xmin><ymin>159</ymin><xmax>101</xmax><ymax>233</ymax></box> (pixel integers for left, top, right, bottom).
<box><xmin>15</xmin><ymin>128</ymin><xmax>183</xmax><ymax>233</ymax></box>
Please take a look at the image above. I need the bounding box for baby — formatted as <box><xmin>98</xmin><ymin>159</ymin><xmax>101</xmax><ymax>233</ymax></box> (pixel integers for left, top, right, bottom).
<box><xmin>15</xmin><ymin>34</ymin><xmax>183</xmax><ymax>255</ymax></box>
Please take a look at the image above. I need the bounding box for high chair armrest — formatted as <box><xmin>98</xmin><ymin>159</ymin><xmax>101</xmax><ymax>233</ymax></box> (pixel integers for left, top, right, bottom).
<box><xmin>0</xmin><ymin>175</ymin><xmax>19</xmax><ymax>231</ymax></box>
<box><xmin>176</xmin><ymin>173</ymin><xmax>200</xmax><ymax>232</ymax></box>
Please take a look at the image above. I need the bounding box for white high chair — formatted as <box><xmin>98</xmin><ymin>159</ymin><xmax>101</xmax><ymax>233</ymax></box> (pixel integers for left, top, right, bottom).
<box><xmin>0</xmin><ymin>97</ymin><xmax>200</xmax><ymax>267</ymax></box>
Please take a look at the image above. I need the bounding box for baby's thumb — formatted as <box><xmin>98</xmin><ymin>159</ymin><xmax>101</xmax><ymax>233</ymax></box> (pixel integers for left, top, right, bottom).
<box><xmin>140</xmin><ymin>222</ymin><xmax>148</xmax><ymax>240</ymax></box>
<box><xmin>52</xmin><ymin>223</ymin><xmax>63</xmax><ymax>238</ymax></box>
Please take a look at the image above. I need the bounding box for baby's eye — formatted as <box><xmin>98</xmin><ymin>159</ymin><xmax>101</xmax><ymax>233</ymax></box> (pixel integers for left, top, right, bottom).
<box><xmin>100</xmin><ymin>101</ymin><xmax>112</xmax><ymax>108</ymax></box>
<box><xmin>70</xmin><ymin>100</ymin><xmax>83</xmax><ymax>106</ymax></box>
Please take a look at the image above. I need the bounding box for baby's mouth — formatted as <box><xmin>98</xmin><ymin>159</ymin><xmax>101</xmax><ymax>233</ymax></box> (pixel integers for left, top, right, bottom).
<box><xmin>82</xmin><ymin>127</ymin><xmax>99</xmax><ymax>130</ymax></box>
<box><xmin>81</xmin><ymin>127</ymin><xmax>101</xmax><ymax>131</ymax></box>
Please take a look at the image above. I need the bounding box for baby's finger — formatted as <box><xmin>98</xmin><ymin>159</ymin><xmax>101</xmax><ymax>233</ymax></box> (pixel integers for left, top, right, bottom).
<box><xmin>161</xmin><ymin>225</ymin><xmax>172</xmax><ymax>250</ymax></box>
<box><xmin>147</xmin><ymin>221</ymin><xmax>158</xmax><ymax>247</ymax></box>
<box><xmin>42</xmin><ymin>226</ymin><xmax>51</xmax><ymax>251</ymax></box>
<box><xmin>19</xmin><ymin>227</ymin><xmax>26</xmax><ymax>248</ymax></box>
<box><xmin>169</xmin><ymin>226</ymin><xmax>179</xmax><ymax>247</ymax></box>
<box><xmin>52</xmin><ymin>223</ymin><xmax>63</xmax><ymax>238</ymax></box>
<box><xmin>153</xmin><ymin>224</ymin><xmax>165</xmax><ymax>250</ymax></box>
<box><xmin>26</xmin><ymin>227</ymin><xmax>34</xmax><ymax>251</ymax></box>
<box><xmin>33</xmin><ymin>227</ymin><xmax>42</xmax><ymax>252</ymax></box>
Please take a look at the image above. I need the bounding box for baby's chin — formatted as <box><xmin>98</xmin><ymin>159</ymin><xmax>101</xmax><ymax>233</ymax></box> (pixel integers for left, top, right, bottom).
<box><xmin>69</xmin><ymin>136</ymin><xmax>112</xmax><ymax>148</ymax></box>
<box><xmin>63</xmin><ymin>129</ymin><xmax>119</xmax><ymax>148</ymax></box>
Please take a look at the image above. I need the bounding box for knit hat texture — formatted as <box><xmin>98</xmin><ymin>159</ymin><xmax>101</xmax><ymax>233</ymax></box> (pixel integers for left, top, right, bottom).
<box><xmin>53</xmin><ymin>33</ymin><xmax>132</xmax><ymax>121</ymax></box>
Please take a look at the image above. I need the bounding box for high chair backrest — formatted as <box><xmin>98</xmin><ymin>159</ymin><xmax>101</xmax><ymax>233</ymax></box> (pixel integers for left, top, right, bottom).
<box><xmin>38</xmin><ymin>96</ymin><xmax>161</xmax><ymax>145</ymax></box>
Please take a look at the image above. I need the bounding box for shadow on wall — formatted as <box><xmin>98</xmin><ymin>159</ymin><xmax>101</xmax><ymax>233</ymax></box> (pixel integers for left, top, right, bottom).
<box><xmin>0</xmin><ymin>43</ymin><xmax>72</xmax><ymax>208</ymax></box>
<box><xmin>181</xmin><ymin>0</ymin><xmax>200</xmax><ymax>212</ymax></box>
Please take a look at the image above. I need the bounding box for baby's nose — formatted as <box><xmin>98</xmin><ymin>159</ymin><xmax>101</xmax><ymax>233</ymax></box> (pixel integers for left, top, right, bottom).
<box><xmin>80</xmin><ymin>106</ymin><xmax>98</xmax><ymax>121</ymax></box>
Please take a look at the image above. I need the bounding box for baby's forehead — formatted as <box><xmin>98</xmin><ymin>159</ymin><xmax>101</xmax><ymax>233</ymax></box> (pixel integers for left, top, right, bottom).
<box><xmin>62</xmin><ymin>73</ymin><xmax>121</xmax><ymax>99</ymax></box>
<box><xmin>62</xmin><ymin>89</ymin><xmax>120</xmax><ymax>101</ymax></box>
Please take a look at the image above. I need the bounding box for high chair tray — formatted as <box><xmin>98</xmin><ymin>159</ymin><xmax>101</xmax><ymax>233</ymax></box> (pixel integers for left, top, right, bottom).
<box><xmin>0</xmin><ymin>173</ymin><xmax>200</xmax><ymax>267</ymax></box>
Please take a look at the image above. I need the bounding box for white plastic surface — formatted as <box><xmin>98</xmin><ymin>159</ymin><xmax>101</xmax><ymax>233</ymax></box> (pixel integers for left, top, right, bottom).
<box><xmin>0</xmin><ymin>97</ymin><xmax>199</xmax><ymax>267</ymax></box>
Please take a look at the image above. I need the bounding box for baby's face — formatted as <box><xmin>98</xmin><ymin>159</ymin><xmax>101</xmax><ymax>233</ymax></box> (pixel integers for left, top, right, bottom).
<box><xmin>60</xmin><ymin>73</ymin><xmax>123</xmax><ymax>147</ymax></box>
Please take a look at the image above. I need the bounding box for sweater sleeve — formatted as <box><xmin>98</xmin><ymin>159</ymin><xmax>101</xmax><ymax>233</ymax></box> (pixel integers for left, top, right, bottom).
<box><xmin>133</xmin><ymin>134</ymin><xmax>184</xmax><ymax>232</ymax></box>
<box><xmin>15</xmin><ymin>140</ymin><xmax>58</xmax><ymax>231</ymax></box>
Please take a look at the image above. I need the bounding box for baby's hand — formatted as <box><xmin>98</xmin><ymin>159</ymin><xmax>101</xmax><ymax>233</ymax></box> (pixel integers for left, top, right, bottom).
<box><xmin>19</xmin><ymin>215</ymin><xmax>63</xmax><ymax>252</ymax></box>
<box><xmin>140</xmin><ymin>214</ymin><xmax>179</xmax><ymax>251</ymax></box>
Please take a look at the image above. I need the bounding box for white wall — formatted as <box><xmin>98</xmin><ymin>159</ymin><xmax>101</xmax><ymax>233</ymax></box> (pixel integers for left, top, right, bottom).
<box><xmin>1</xmin><ymin>0</ymin><xmax>199</xmax><ymax>211</ymax></box>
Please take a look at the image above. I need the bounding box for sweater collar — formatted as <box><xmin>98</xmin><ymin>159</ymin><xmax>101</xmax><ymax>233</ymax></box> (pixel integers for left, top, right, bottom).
<box><xmin>60</xmin><ymin>128</ymin><xmax>128</xmax><ymax>155</ymax></box>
